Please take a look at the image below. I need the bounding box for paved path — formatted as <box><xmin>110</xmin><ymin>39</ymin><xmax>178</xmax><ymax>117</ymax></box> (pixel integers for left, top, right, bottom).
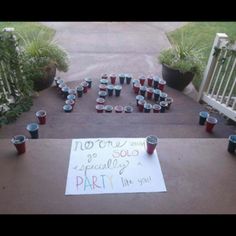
<box><xmin>41</xmin><ymin>22</ymin><xmax>188</xmax><ymax>83</ymax></box>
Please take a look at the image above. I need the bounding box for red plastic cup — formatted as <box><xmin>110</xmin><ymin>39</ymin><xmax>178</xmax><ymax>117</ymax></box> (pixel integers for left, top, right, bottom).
<box><xmin>96</xmin><ymin>97</ymin><xmax>105</xmax><ymax>105</ymax></box>
<box><xmin>158</xmin><ymin>79</ymin><xmax>166</xmax><ymax>91</ymax></box>
<box><xmin>146</xmin><ymin>88</ymin><xmax>153</xmax><ymax>100</ymax></box>
<box><xmin>36</xmin><ymin>110</ymin><xmax>47</xmax><ymax>125</ymax></box>
<box><xmin>146</xmin><ymin>135</ymin><xmax>158</xmax><ymax>155</ymax></box>
<box><xmin>152</xmin><ymin>104</ymin><xmax>161</xmax><ymax>113</ymax></box>
<box><xmin>138</xmin><ymin>100</ymin><xmax>145</xmax><ymax>112</ymax></box>
<box><xmin>110</xmin><ymin>74</ymin><xmax>116</xmax><ymax>85</ymax></box>
<box><xmin>11</xmin><ymin>135</ymin><xmax>27</xmax><ymax>155</ymax></box>
<box><xmin>65</xmin><ymin>99</ymin><xmax>75</xmax><ymax>109</ymax></box>
<box><xmin>114</xmin><ymin>105</ymin><xmax>124</xmax><ymax>113</ymax></box>
<box><xmin>206</xmin><ymin>116</ymin><xmax>218</xmax><ymax>133</ymax></box>
<box><xmin>96</xmin><ymin>104</ymin><xmax>104</xmax><ymax>113</ymax></box>
<box><xmin>81</xmin><ymin>82</ymin><xmax>89</xmax><ymax>93</ymax></box>
<box><xmin>139</xmin><ymin>76</ymin><xmax>145</xmax><ymax>86</ymax></box>
<box><xmin>147</xmin><ymin>77</ymin><xmax>153</xmax><ymax>87</ymax></box>
<box><xmin>133</xmin><ymin>83</ymin><xmax>140</xmax><ymax>94</ymax></box>
<box><xmin>99</xmin><ymin>84</ymin><xmax>107</xmax><ymax>91</ymax></box>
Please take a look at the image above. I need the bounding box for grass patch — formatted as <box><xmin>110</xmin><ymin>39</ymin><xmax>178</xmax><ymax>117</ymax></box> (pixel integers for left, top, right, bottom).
<box><xmin>0</xmin><ymin>22</ymin><xmax>55</xmax><ymax>42</ymax></box>
<box><xmin>167</xmin><ymin>22</ymin><xmax>236</xmax><ymax>91</ymax></box>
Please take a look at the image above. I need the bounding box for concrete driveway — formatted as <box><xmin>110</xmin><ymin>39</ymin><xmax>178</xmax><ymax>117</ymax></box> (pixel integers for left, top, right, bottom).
<box><xmin>41</xmin><ymin>22</ymin><xmax>187</xmax><ymax>82</ymax></box>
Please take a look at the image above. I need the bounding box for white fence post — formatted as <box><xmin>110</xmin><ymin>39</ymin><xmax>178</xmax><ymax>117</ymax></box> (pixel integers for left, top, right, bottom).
<box><xmin>197</xmin><ymin>33</ymin><xmax>229</xmax><ymax>102</ymax></box>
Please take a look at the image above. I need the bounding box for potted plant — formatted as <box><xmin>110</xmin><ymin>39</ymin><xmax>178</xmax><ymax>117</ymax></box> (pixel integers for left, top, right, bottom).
<box><xmin>18</xmin><ymin>29</ymin><xmax>69</xmax><ymax>91</ymax></box>
<box><xmin>158</xmin><ymin>33</ymin><xmax>205</xmax><ymax>91</ymax></box>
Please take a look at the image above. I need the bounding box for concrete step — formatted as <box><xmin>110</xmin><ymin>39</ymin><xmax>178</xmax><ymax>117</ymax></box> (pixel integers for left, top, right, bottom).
<box><xmin>0</xmin><ymin>112</ymin><xmax>234</xmax><ymax>139</ymax></box>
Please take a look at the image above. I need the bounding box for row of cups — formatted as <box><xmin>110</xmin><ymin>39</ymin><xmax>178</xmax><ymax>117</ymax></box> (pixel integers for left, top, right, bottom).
<box><xmin>98</xmin><ymin>84</ymin><xmax>122</xmax><ymax>98</ymax></box>
<box><xmin>95</xmin><ymin>105</ymin><xmax>134</xmax><ymax>113</ymax></box>
<box><xmin>11</xmin><ymin>110</ymin><xmax>47</xmax><ymax>155</ymax></box>
<box><xmin>55</xmin><ymin>77</ymin><xmax>93</xmax><ymax>113</ymax></box>
<box><xmin>136</xmin><ymin>94</ymin><xmax>173</xmax><ymax>113</ymax></box>
<box><xmin>100</xmin><ymin>74</ymin><xmax>164</xmax><ymax>89</ymax></box>
<box><xmin>133</xmin><ymin>77</ymin><xmax>166</xmax><ymax>93</ymax></box>
<box><xmin>54</xmin><ymin>76</ymin><xmax>92</xmax><ymax>99</ymax></box>
<box><xmin>100</xmin><ymin>73</ymin><xmax>132</xmax><ymax>85</ymax></box>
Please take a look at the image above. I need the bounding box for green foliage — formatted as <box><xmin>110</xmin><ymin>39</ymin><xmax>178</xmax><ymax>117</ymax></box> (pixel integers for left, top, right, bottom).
<box><xmin>167</xmin><ymin>22</ymin><xmax>236</xmax><ymax>90</ymax></box>
<box><xmin>17</xmin><ymin>29</ymin><xmax>69</xmax><ymax>89</ymax></box>
<box><xmin>159</xmin><ymin>31</ymin><xmax>205</xmax><ymax>77</ymax></box>
<box><xmin>0</xmin><ymin>22</ymin><xmax>55</xmax><ymax>42</ymax></box>
<box><xmin>0</xmin><ymin>30</ymin><xmax>34</xmax><ymax>126</ymax></box>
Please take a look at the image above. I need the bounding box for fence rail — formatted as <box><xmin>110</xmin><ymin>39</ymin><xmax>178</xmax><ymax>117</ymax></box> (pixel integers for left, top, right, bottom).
<box><xmin>197</xmin><ymin>33</ymin><xmax>236</xmax><ymax>122</ymax></box>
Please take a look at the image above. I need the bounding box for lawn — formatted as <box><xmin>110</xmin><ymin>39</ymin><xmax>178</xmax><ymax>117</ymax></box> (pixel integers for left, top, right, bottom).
<box><xmin>167</xmin><ymin>22</ymin><xmax>236</xmax><ymax>91</ymax></box>
<box><xmin>0</xmin><ymin>22</ymin><xmax>55</xmax><ymax>42</ymax></box>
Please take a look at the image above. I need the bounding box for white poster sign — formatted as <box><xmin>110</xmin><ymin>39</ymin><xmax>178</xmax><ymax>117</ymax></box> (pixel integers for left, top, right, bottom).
<box><xmin>65</xmin><ymin>138</ymin><xmax>166</xmax><ymax>195</ymax></box>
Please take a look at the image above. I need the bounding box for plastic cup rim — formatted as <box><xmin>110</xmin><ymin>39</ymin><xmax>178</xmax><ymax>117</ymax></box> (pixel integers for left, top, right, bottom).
<box><xmin>206</xmin><ymin>116</ymin><xmax>218</xmax><ymax>124</ymax></box>
<box><xmin>229</xmin><ymin>135</ymin><xmax>236</xmax><ymax>143</ymax></box>
<box><xmin>146</xmin><ymin>135</ymin><xmax>158</xmax><ymax>144</ymax></box>
<box><xmin>11</xmin><ymin>135</ymin><xmax>26</xmax><ymax>144</ymax></box>
<box><xmin>36</xmin><ymin>110</ymin><xmax>46</xmax><ymax>117</ymax></box>
<box><xmin>26</xmin><ymin>123</ymin><xmax>39</xmax><ymax>131</ymax></box>
<box><xmin>199</xmin><ymin>111</ymin><xmax>209</xmax><ymax>118</ymax></box>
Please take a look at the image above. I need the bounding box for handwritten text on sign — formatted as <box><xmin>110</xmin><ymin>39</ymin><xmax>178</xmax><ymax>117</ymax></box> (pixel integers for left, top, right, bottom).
<box><xmin>65</xmin><ymin>138</ymin><xmax>167</xmax><ymax>195</ymax></box>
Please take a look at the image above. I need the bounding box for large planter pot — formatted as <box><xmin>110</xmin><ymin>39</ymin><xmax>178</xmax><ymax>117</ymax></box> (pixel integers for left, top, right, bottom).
<box><xmin>162</xmin><ymin>63</ymin><xmax>194</xmax><ymax>91</ymax></box>
<box><xmin>33</xmin><ymin>64</ymin><xmax>56</xmax><ymax>91</ymax></box>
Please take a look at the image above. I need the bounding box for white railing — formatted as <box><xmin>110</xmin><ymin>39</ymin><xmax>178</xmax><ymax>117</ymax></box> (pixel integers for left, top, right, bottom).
<box><xmin>197</xmin><ymin>33</ymin><xmax>236</xmax><ymax>122</ymax></box>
